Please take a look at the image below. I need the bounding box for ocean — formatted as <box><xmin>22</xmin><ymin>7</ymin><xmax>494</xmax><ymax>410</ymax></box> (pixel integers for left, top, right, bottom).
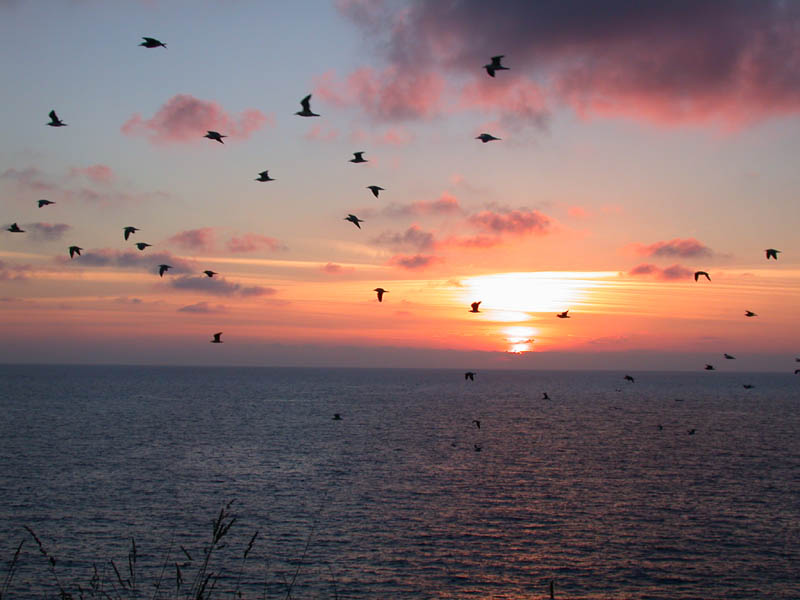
<box><xmin>0</xmin><ymin>365</ymin><xmax>797</xmax><ymax>599</ymax></box>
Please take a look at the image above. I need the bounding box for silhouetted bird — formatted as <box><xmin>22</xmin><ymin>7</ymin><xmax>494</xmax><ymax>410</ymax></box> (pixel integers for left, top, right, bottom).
<box><xmin>68</xmin><ymin>246</ymin><xmax>82</xmax><ymax>259</ymax></box>
<box><xmin>7</xmin><ymin>223</ymin><xmax>24</xmax><ymax>233</ymax></box>
<box><xmin>47</xmin><ymin>110</ymin><xmax>66</xmax><ymax>127</ymax></box>
<box><xmin>474</xmin><ymin>443</ymin><xmax>482</xmax><ymax>452</ymax></box>
<box><xmin>472</xmin><ymin>419</ymin><xmax>480</xmax><ymax>429</ymax></box>
<box><xmin>255</xmin><ymin>170</ymin><xmax>274</xmax><ymax>182</ymax></box>
<box><xmin>657</xmin><ymin>424</ymin><xmax>663</xmax><ymax>430</ymax></box>
<box><xmin>694</xmin><ymin>271</ymin><xmax>710</xmax><ymax>281</ymax></box>
<box><xmin>204</xmin><ymin>131</ymin><xmax>226</xmax><ymax>144</ymax></box>
<box><xmin>794</xmin><ymin>370</ymin><xmax>800</xmax><ymax>375</ymax></box>
<box><xmin>373</xmin><ymin>287</ymin><xmax>387</xmax><ymax>302</ymax></box>
<box><xmin>350</xmin><ymin>152</ymin><xmax>367</xmax><ymax>163</ymax></box>
<box><xmin>123</xmin><ymin>226</ymin><xmax>139</xmax><ymax>240</ymax></box>
<box><xmin>344</xmin><ymin>214</ymin><xmax>364</xmax><ymax>229</ymax></box>
<box><xmin>140</xmin><ymin>37</ymin><xmax>167</xmax><ymax>48</ymax></box>
<box><xmin>724</xmin><ymin>353</ymin><xmax>735</xmax><ymax>359</ymax></box>
<box><xmin>624</xmin><ymin>375</ymin><xmax>635</xmax><ymax>383</ymax></box>
<box><xmin>484</xmin><ymin>55</ymin><xmax>509</xmax><ymax>77</ymax></box>
<box><xmin>688</xmin><ymin>429</ymin><xmax>696</xmax><ymax>435</ymax></box>
<box><xmin>765</xmin><ymin>248</ymin><xmax>781</xmax><ymax>260</ymax></box>
<box><xmin>465</xmin><ymin>371</ymin><xmax>475</xmax><ymax>381</ymax></box>
<box><xmin>203</xmin><ymin>270</ymin><xmax>218</xmax><ymax>278</ymax></box>
<box><xmin>743</xmin><ymin>384</ymin><xmax>755</xmax><ymax>389</ymax></box>
<box><xmin>542</xmin><ymin>392</ymin><xmax>550</xmax><ymax>400</ymax></box>
<box><xmin>705</xmin><ymin>364</ymin><xmax>715</xmax><ymax>370</ymax></box>
<box><xmin>366</xmin><ymin>185</ymin><xmax>384</xmax><ymax>198</ymax></box>
<box><xmin>135</xmin><ymin>242</ymin><xmax>151</xmax><ymax>251</ymax></box>
<box><xmin>556</xmin><ymin>310</ymin><xmax>570</xmax><ymax>318</ymax></box>
<box><xmin>295</xmin><ymin>94</ymin><xmax>319</xmax><ymax>117</ymax></box>
<box><xmin>158</xmin><ymin>264</ymin><xmax>171</xmax><ymax>277</ymax></box>
<box><xmin>475</xmin><ymin>133</ymin><xmax>501</xmax><ymax>143</ymax></box>
<box><xmin>333</xmin><ymin>413</ymin><xmax>342</xmax><ymax>420</ymax></box>
<box><xmin>469</xmin><ymin>301</ymin><xmax>481</xmax><ymax>313</ymax></box>
<box><xmin>745</xmin><ymin>310</ymin><xmax>757</xmax><ymax>317</ymax></box>
<box><xmin>210</xmin><ymin>332</ymin><xmax>223</xmax><ymax>343</ymax></box>
<box><xmin>37</xmin><ymin>199</ymin><xmax>54</xmax><ymax>208</ymax></box>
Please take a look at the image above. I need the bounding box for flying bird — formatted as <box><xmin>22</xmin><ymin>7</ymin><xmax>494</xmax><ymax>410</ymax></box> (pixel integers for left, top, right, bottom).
<box><xmin>135</xmin><ymin>242</ymin><xmax>152</xmax><ymax>251</ymax></box>
<box><xmin>542</xmin><ymin>392</ymin><xmax>550</xmax><ymax>400</ymax></box>
<box><xmin>694</xmin><ymin>271</ymin><xmax>711</xmax><ymax>281</ymax></box>
<box><xmin>123</xmin><ymin>226</ymin><xmax>139</xmax><ymax>240</ymax></box>
<box><xmin>624</xmin><ymin>375</ymin><xmax>635</xmax><ymax>383</ymax></box>
<box><xmin>765</xmin><ymin>248</ymin><xmax>781</xmax><ymax>260</ymax></box>
<box><xmin>373</xmin><ymin>287</ymin><xmax>387</xmax><ymax>302</ymax></box>
<box><xmin>68</xmin><ymin>246</ymin><xmax>82</xmax><ymax>259</ymax></box>
<box><xmin>745</xmin><ymin>310</ymin><xmax>757</xmax><ymax>317</ymax></box>
<box><xmin>556</xmin><ymin>310</ymin><xmax>570</xmax><ymax>319</ymax></box>
<box><xmin>210</xmin><ymin>332</ymin><xmax>223</xmax><ymax>343</ymax></box>
<box><xmin>469</xmin><ymin>301</ymin><xmax>481</xmax><ymax>313</ymax></box>
<box><xmin>794</xmin><ymin>370</ymin><xmax>800</xmax><ymax>375</ymax></box>
<box><xmin>295</xmin><ymin>94</ymin><xmax>319</xmax><ymax>117</ymax></box>
<box><xmin>350</xmin><ymin>152</ymin><xmax>367</xmax><ymax>163</ymax></box>
<box><xmin>344</xmin><ymin>214</ymin><xmax>364</xmax><ymax>229</ymax></box>
<box><xmin>704</xmin><ymin>364</ymin><xmax>715</xmax><ymax>370</ymax></box>
<box><xmin>366</xmin><ymin>185</ymin><xmax>384</xmax><ymax>198</ymax></box>
<box><xmin>483</xmin><ymin>55</ymin><xmax>509</xmax><ymax>77</ymax></box>
<box><xmin>140</xmin><ymin>37</ymin><xmax>167</xmax><ymax>48</ymax></box>
<box><xmin>7</xmin><ymin>223</ymin><xmax>24</xmax><ymax>233</ymax></box>
<box><xmin>332</xmin><ymin>413</ymin><xmax>342</xmax><ymax>420</ymax></box>
<box><xmin>724</xmin><ymin>353</ymin><xmax>736</xmax><ymax>359</ymax></box>
<box><xmin>255</xmin><ymin>170</ymin><xmax>274</xmax><ymax>182</ymax></box>
<box><xmin>688</xmin><ymin>429</ymin><xmax>696</xmax><ymax>435</ymax></box>
<box><xmin>743</xmin><ymin>383</ymin><xmax>755</xmax><ymax>388</ymax></box>
<box><xmin>47</xmin><ymin>110</ymin><xmax>66</xmax><ymax>127</ymax></box>
<box><xmin>474</xmin><ymin>444</ymin><xmax>482</xmax><ymax>452</ymax></box>
<box><xmin>203</xmin><ymin>270</ymin><xmax>218</xmax><ymax>278</ymax></box>
<box><xmin>475</xmin><ymin>133</ymin><xmax>501</xmax><ymax>143</ymax></box>
<box><xmin>472</xmin><ymin>419</ymin><xmax>480</xmax><ymax>429</ymax></box>
<box><xmin>204</xmin><ymin>131</ymin><xmax>226</xmax><ymax>144</ymax></box>
<box><xmin>37</xmin><ymin>199</ymin><xmax>54</xmax><ymax>208</ymax></box>
<box><xmin>465</xmin><ymin>372</ymin><xmax>475</xmax><ymax>381</ymax></box>
<box><xmin>158</xmin><ymin>264</ymin><xmax>171</xmax><ymax>277</ymax></box>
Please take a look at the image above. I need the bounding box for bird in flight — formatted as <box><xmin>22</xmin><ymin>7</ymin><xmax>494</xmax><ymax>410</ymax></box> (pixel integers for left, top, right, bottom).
<box><xmin>37</xmin><ymin>199</ymin><xmax>55</xmax><ymax>208</ymax></box>
<box><xmin>140</xmin><ymin>37</ymin><xmax>167</xmax><ymax>48</ymax></box>
<box><xmin>724</xmin><ymin>353</ymin><xmax>736</xmax><ymax>359</ymax></box>
<box><xmin>469</xmin><ymin>301</ymin><xmax>481</xmax><ymax>313</ymax></box>
<box><xmin>694</xmin><ymin>271</ymin><xmax>710</xmax><ymax>281</ymax></box>
<box><xmin>203</xmin><ymin>270</ymin><xmax>218</xmax><ymax>278</ymax></box>
<box><xmin>123</xmin><ymin>226</ymin><xmax>139</xmax><ymax>240</ymax></box>
<box><xmin>484</xmin><ymin>55</ymin><xmax>509</xmax><ymax>77</ymax></box>
<box><xmin>333</xmin><ymin>413</ymin><xmax>342</xmax><ymax>420</ymax></box>
<box><xmin>135</xmin><ymin>242</ymin><xmax>152</xmax><ymax>251</ymax></box>
<box><xmin>475</xmin><ymin>133</ymin><xmax>501</xmax><ymax>143</ymax></box>
<box><xmin>350</xmin><ymin>152</ymin><xmax>367</xmax><ymax>163</ymax></box>
<box><xmin>158</xmin><ymin>264</ymin><xmax>171</xmax><ymax>277</ymax></box>
<box><xmin>255</xmin><ymin>170</ymin><xmax>274</xmax><ymax>182</ymax></box>
<box><xmin>366</xmin><ymin>185</ymin><xmax>384</xmax><ymax>198</ymax></box>
<box><xmin>688</xmin><ymin>429</ymin><xmax>696</xmax><ymax>435</ymax></box>
<box><xmin>473</xmin><ymin>444</ymin><xmax>482</xmax><ymax>452</ymax></box>
<box><xmin>465</xmin><ymin>371</ymin><xmax>475</xmax><ymax>381</ymax></box>
<box><xmin>7</xmin><ymin>223</ymin><xmax>24</xmax><ymax>233</ymax></box>
<box><xmin>704</xmin><ymin>364</ymin><xmax>715</xmax><ymax>370</ymax></box>
<box><xmin>745</xmin><ymin>310</ymin><xmax>757</xmax><ymax>317</ymax></box>
<box><xmin>556</xmin><ymin>310</ymin><xmax>570</xmax><ymax>319</ymax></box>
<box><xmin>765</xmin><ymin>248</ymin><xmax>781</xmax><ymax>260</ymax></box>
<box><xmin>794</xmin><ymin>370</ymin><xmax>800</xmax><ymax>375</ymax></box>
<box><xmin>743</xmin><ymin>383</ymin><xmax>755</xmax><ymax>388</ymax></box>
<box><xmin>210</xmin><ymin>332</ymin><xmax>223</xmax><ymax>343</ymax></box>
<box><xmin>542</xmin><ymin>392</ymin><xmax>550</xmax><ymax>400</ymax></box>
<box><xmin>47</xmin><ymin>110</ymin><xmax>66</xmax><ymax>127</ymax></box>
<box><xmin>344</xmin><ymin>214</ymin><xmax>364</xmax><ymax>229</ymax></box>
<box><xmin>373</xmin><ymin>287</ymin><xmax>388</xmax><ymax>302</ymax></box>
<box><xmin>295</xmin><ymin>94</ymin><xmax>319</xmax><ymax>117</ymax></box>
<box><xmin>472</xmin><ymin>419</ymin><xmax>481</xmax><ymax>428</ymax></box>
<box><xmin>624</xmin><ymin>375</ymin><xmax>635</xmax><ymax>383</ymax></box>
<box><xmin>68</xmin><ymin>246</ymin><xmax>82</xmax><ymax>259</ymax></box>
<box><xmin>204</xmin><ymin>131</ymin><xmax>226</xmax><ymax>144</ymax></box>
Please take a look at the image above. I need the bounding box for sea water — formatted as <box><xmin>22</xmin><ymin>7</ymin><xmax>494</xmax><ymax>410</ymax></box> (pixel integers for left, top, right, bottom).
<box><xmin>0</xmin><ymin>365</ymin><xmax>798</xmax><ymax>599</ymax></box>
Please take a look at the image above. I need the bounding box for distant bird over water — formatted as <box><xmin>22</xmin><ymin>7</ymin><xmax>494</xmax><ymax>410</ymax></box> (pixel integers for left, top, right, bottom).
<box><xmin>123</xmin><ymin>226</ymin><xmax>139</xmax><ymax>240</ymax></box>
<box><xmin>345</xmin><ymin>214</ymin><xmax>364</xmax><ymax>229</ymax></box>
<box><xmin>724</xmin><ymin>353</ymin><xmax>736</xmax><ymax>359</ymax></box>
<box><xmin>204</xmin><ymin>131</ymin><xmax>226</xmax><ymax>144</ymax></box>
<box><xmin>483</xmin><ymin>55</ymin><xmax>509</xmax><ymax>77</ymax></box>
<box><xmin>765</xmin><ymin>248</ymin><xmax>781</xmax><ymax>260</ymax></box>
<box><xmin>624</xmin><ymin>375</ymin><xmax>635</xmax><ymax>383</ymax></box>
<box><xmin>694</xmin><ymin>271</ymin><xmax>710</xmax><ymax>281</ymax></box>
<box><xmin>210</xmin><ymin>332</ymin><xmax>223</xmax><ymax>343</ymax></box>
<box><xmin>366</xmin><ymin>185</ymin><xmax>384</xmax><ymax>198</ymax></box>
<box><xmin>203</xmin><ymin>270</ymin><xmax>218</xmax><ymax>278</ymax></box>
<box><xmin>158</xmin><ymin>264</ymin><xmax>171</xmax><ymax>277</ymax></box>
<box><xmin>469</xmin><ymin>301</ymin><xmax>481</xmax><ymax>313</ymax></box>
<box><xmin>295</xmin><ymin>94</ymin><xmax>319</xmax><ymax>117</ymax></box>
<box><xmin>47</xmin><ymin>110</ymin><xmax>66</xmax><ymax>127</ymax></box>
<box><xmin>745</xmin><ymin>310</ymin><xmax>757</xmax><ymax>317</ymax></box>
<box><xmin>68</xmin><ymin>246</ymin><xmax>82</xmax><ymax>259</ymax></box>
<box><xmin>37</xmin><ymin>199</ymin><xmax>54</xmax><ymax>208</ymax></box>
<box><xmin>135</xmin><ymin>242</ymin><xmax>151</xmax><ymax>251</ymax></box>
<box><xmin>475</xmin><ymin>133</ymin><xmax>501</xmax><ymax>143</ymax></box>
<box><xmin>556</xmin><ymin>310</ymin><xmax>570</xmax><ymax>319</ymax></box>
<box><xmin>350</xmin><ymin>152</ymin><xmax>367</xmax><ymax>163</ymax></box>
<box><xmin>140</xmin><ymin>37</ymin><xmax>167</xmax><ymax>48</ymax></box>
<box><xmin>255</xmin><ymin>170</ymin><xmax>274</xmax><ymax>182</ymax></box>
<box><xmin>7</xmin><ymin>223</ymin><xmax>24</xmax><ymax>233</ymax></box>
<box><xmin>465</xmin><ymin>371</ymin><xmax>475</xmax><ymax>381</ymax></box>
<box><xmin>373</xmin><ymin>287</ymin><xmax>387</xmax><ymax>302</ymax></box>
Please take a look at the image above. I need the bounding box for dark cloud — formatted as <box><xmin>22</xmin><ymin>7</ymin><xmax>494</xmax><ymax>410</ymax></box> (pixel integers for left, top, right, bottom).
<box><xmin>468</xmin><ymin>208</ymin><xmax>550</xmax><ymax>235</ymax></box>
<box><xmin>633</xmin><ymin>238</ymin><xmax>713</xmax><ymax>258</ymax></box>
<box><xmin>372</xmin><ymin>225</ymin><xmax>435</xmax><ymax>251</ymax></box>
<box><xmin>169</xmin><ymin>275</ymin><xmax>276</xmax><ymax>297</ymax></box>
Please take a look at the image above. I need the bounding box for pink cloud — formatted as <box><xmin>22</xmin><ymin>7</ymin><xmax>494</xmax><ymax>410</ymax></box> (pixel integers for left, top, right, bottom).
<box><xmin>441</xmin><ymin>234</ymin><xmax>504</xmax><ymax>249</ymax></box>
<box><xmin>69</xmin><ymin>164</ymin><xmax>114</xmax><ymax>183</ymax></box>
<box><xmin>170</xmin><ymin>275</ymin><xmax>275</xmax><ymax>297</ymax></box>
<box><xmin>628</xmin><ymin>263</ymin><xmax>694</xmax><ymax>281</ymax></box>
<box><xmin>387</xmin><ymin>254</ymin><xmax>441</xmax><ymax>270</ymax></box>
<box><xmin>320</xmin><ymin>262</ymin><xmax>354</xmax><ymax>274</ymax></box>
<box><xmin>376</xmin><ymin>127</ymin><xmax>415</xmax><ymax>145</ymax></box>
<box><xmin>0</xmin><ymin>260</ymin><xmax>32</xmax><ymax>281</ymax></box>
<box><xmin>383</xmin><ymin>193</ymin><xmax>462</xmax><ymax>217</ymax></box>
<box><xmin>459</xmin><ymin>78</ymin><xmax>549</xmax><ymax>127</ymax></box>
<box><xmin>304</xmin><ymin>123</ymin><xmax>339</xmax><ymax>142</ymax></box>
<box><xmin>469</xmin><ymin>208</ymin><xmax>550</xmax><ymax>235</ymax></box>
<box><xmin>568</xmin><ymin>206</ymin><xmax>589</xmax><ymax>219</ymax></box>
<box><xmin>167</xmin><ymin>228</ymin><xmax>216</xmax><ymax>252</ymax></box>
<box><xmin>122</xmin><ymin>94</ymin><xmax>272</xmax><ymax>144</ymax></box>
<box><xmin>632</xmin><ymin>238</ymin><xmax>713</xmax><ymax>259</ymax></box>
<box><xmin>226</xmin><ymin>234</ymin><xmax>286</xmax><ymax>253</ymax></box>
<box><xmin>372</xmin><ymin>225</ymin><xmax>435</xmax><ymax>251</ymax></box>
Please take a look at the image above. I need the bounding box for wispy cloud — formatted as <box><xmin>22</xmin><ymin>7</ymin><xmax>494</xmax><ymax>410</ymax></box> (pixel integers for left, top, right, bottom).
<box><xmin>468</xmin><ymin>208</ymin><xmax>550</xmax><ymax>235</ymax></box>
<box><xmin>372</xmin><ymin>225</ymin><xmax>435</xmax><ymax>251</ymax></box>
<box><xmin>226</xmin><ymin>234</ymin><xmax>286</xmax><ymax>253</ymax></box>
<box><xmin>69</xmin><ymin>164</ymin><xmax>114</xmax><ymax>183</ymax></box>
<box><xmin>178</xmin><ymin>301</ymin><xmax>228</xmax><ymax>314</ymax></box>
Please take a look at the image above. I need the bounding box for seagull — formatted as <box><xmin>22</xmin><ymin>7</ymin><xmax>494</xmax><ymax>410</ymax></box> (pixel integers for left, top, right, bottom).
<box><xmin>203</xmin><ymin>270</ymin><xmax>218</xmax><ymax>278</ymax></box>
<box><xmin>705</xmin><ymin>364</ymin><xmax>715</xmax><ymax>370</ymax></box>
<box><xmin>483</xmin><ymin>55</ymin><xmax>509</xmax><ymax>77</ymax></box>
<box><xmin>37</xmin><ymin>199</ymin><xmax>55</xmax><ymax>208</ymax></box>
<box><xmin>204</xmin><ymin>131</ymin><xmax>226</xmax><ymax>144</ymax></box>
<box><xmin>743</xmin><ymin>383</ymin><xmax>755</xmax><ymax>388</ymax></box>
<box><xmin>465</xmin><ymin>371</ymin><xmax>475</xmax><ymax>381</ymax></box>
<box><xmin>47</xmin><ymin>110</ymin><xmax>66</xmax><ymax>127</ymax></box>
<box><xmin>344</xmin><ymin>214</ymin><xmax>364</xmax><ymax>229</ymax></box>
<box><xmin>295</xmin><ymin>94</ymin><xmax>319</xmax><ymax>117</ymax></box>
<box><xmin>694</xmin><ymin>271</ymin><xmax>711</xmax><ymax>281</ymax></box>
<box><xmin>7</xmin><ymin>223</ymin><xmax>24</xmax><ymax>233</ymax></box>
<box><xmin>475</xmin><ymin>133</ymin><xmax>501</xmax><ymax>143</ymax></box>
<box><xmin>472</xmin><ymin>419</ymin><xmax>481</xmax><ymax>429</ymax></box>
<box><xmin>123</xmin><ymin>226</ymin><xmax>139</xmax><ymax>240</ymax></box>
<box><xmin>556</xmin><ymin>310</ymin><xmax>570</xmax><ymax>319</ymax></box>
<box><xmin>210</xmin><ymin>332</ymin><xmax>223</xmax><ymax>343</ymax></box>
<box><xmin>687</xmin><ymin>429</ymin><xmax>696</xmax><ymax>435</ymax></box>
<box><xmin>765</xmin><ymin>248</ymin><xmax>781</xmax><ymax>260</ymax></box>
<box><xmin>469</xmin><ymin>301</ymin><xmax>481</xmax><ymax>313</ymax></box>
<box><xmin>140</xmin><ymin>37</ymin><xmax>167</xmax><ymax>48</ymax></box>
<box><xmin>158</xmin><ymin>264</ymin><xmax>171</xmax><ymax>277</ymax></box>
<box><xmin>542</xmin><ymin>392</ymin><xmax>550</xmax><ymax>400</ymax></box>
<box><xmin>255</xmin><ymin>170</ymin><xmax>274</xmax><ymax>182</ymax></box>
<box><xmin>366</xmin><ymin>185</ymin><xmax>384</xmax><ymax>198</ymax></box>
<box><xmin>332</xmin><ymin>413</ymin><xmax>342</xmax><ymax>420</ymax></box>
<box><xmin>350</xmin><ymin>152</ymin><xmax>367</xmax><ymax>163</ymax></box>
<box><xmin>724</xmin><ymin>353</ymin><xmax>736</xmax><ymax>359</ymax></box>
<box><xmin>68</xmin><ymin>246</ymin><xmax>82</xmax><ymax>259</ymax></box>
<box><xmin>624</xmin><ymin>375</ymin><xmax>635</xmax><ymax>383</ymax></box>
<box><xmin>745</xmin><ymin>310</ymin><xmax>757</xmax><ymax>317</ymax></box>
<box><xmin>135</xmin><ymin>242</ymin><xmax>152</xmax><ymax>251</ymax></box>
<box><xmin>373</xmin><ymin>287</ymin><xmax>387</xmax><ymax>302</ymax></box>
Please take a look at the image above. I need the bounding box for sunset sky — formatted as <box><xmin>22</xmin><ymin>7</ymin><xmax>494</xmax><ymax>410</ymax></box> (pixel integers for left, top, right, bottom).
<box><xmin>1</xmin><ymin>0</ymin><xmax>799</xmax><ymax>370</ymax></box>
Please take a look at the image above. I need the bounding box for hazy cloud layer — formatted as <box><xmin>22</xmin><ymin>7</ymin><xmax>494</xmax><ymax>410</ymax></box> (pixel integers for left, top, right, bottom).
<box><xmin>169</xmin><ymin>275</ymin><xmax>276</xmax><ymax>297</ymax></box>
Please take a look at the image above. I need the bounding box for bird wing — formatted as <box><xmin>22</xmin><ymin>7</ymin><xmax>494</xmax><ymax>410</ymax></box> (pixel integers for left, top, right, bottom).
<box><xmin>301</xmin><ymin>95</ymin><xmax>312</xmax><ymax>111</ymax></box>
<box><xmin>491</xmin><ymin>55</ymin><xmax>505</xmax><ymax>65</ymax></box>
<box><xmin>49</xmin><ymin>110</ymin><xmax>58</xmax><ymax>121</ymax></box>
<box><xmin>213</xmin><ymin>332</ymin><xmax>222</xmax><ymax>341</ymax></box>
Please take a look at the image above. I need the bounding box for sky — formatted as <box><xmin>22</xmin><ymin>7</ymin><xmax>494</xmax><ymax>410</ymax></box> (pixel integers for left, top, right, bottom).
<box><xmin>1</xmin><ymin>0</ymin><xmax>799</xmax><ymax>370</ymax></box>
